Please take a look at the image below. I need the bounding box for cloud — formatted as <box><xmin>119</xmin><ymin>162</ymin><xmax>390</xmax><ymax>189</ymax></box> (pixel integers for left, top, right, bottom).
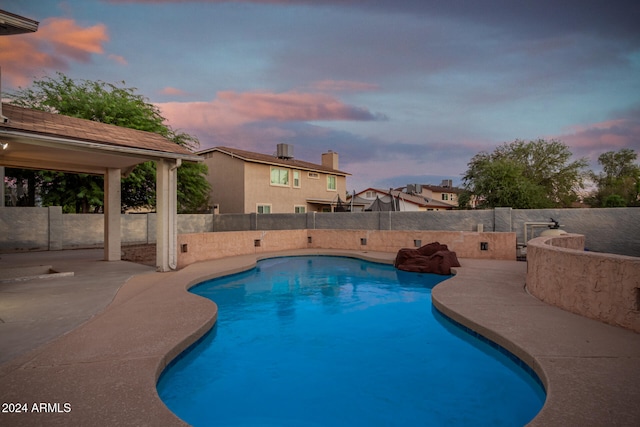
<box><xmin>36</xmin><ymin>18</ymin><xmax>108</xmax><ymax>60</ymax></box>
<box><xmin>159</xmin><ymin>86</ymin><xmax>189</xmax><ymax>97</ymax></box>
<box><xmin>0</xmin><ymin>17</ymin><xmax>110</xmax><ymax>88</ymax></box>
<box><xmin>558</xmin><ymin>109</ymin><xmax>640</xmax><ymax>163</ymax></box>
<box><xmin>108</xmin><ymin>54</ymin><xmax>128</xmax><ymax>65</ymax></box>
<box><xmin>158</xmin><ymin>89</ymin><xmax>387</xmax><ymax>130</ymax></box>
<box><xmin>105</xmin><ymin>1</ymin><xmax>640</xmax><ymax>43</ymax></box>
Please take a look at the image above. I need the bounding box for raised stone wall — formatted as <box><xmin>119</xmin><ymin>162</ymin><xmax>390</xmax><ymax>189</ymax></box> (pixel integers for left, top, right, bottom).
<box><xmin>176</xmin><ymin>230</ymin><xmax>308</xmax><ymax>268</ymax></box>
<box><xmin>526</xmin><ymin>234</ymin><xmax>640</xmax><ymax>333</ymax></box>
<box><xmin>177</xmin><ymin>229</ymin><xmax>516</xmax><ymax>269</ymax></box>
<box><xmin>307</xmin><ymin>230</ymin><xmax>515</xmax><ymax>260</ymax></box>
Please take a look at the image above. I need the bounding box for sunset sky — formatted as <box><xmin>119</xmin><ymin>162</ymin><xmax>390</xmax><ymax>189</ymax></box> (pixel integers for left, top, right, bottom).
<box><xmin>2</xmin><ymin>0</ymin><xmax>639</xmax><ymax>191</ymax></box>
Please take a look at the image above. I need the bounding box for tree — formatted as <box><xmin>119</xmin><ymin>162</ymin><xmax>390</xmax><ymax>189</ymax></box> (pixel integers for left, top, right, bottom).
<box><xmin>7</xmin><ymin>72</ymin><xmax>210</xmax><ymax>213</ymax></box>
<box><xmin>462</xmin><ymin>139</ymin><xmax>588</xmax><ymax>209</ymax></box>
<box><xmin>587</xmin><ymin>149</ymin><xmax>640</xmax><ymax>207</ymax></box>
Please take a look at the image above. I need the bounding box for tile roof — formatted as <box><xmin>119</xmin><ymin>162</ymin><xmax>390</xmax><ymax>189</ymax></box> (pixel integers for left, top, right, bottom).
<box><xmin>200</xmin><ymin>146</ymin><xmax>350</xmax><ymax>175</ymax></box>
<box><xmin>0</xmin><ymin>103</ymin><xmax>197</xmax><ymax>158</ymax></box>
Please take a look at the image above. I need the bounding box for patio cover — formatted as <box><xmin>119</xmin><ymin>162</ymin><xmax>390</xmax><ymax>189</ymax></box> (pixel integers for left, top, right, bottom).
<box><xmin>0</xmin><ymin>103</ymin><xmax>202</xmax><ymax>272</ymax></box>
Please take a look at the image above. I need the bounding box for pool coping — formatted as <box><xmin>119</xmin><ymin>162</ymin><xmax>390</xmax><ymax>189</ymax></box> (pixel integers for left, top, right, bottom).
<box><xmin>1</xmin><ymin>249</ymin><xmax>639</xmax><ymax>426</ymax></box>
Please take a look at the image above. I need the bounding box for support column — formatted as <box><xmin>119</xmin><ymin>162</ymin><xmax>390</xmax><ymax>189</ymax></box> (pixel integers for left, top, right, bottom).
<box><xmin>156</xmin><ymin>159</ymin><xmax>180</xmax><ymax>272</ymax></box>
<box><xmin>104</xmin><ymin>168</ymin><xmax>122</xmax><ymax>261</ymax></box>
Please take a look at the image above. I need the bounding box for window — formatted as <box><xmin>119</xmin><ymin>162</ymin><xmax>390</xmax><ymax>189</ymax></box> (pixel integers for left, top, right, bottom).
<box><xmin>365</xmin><ymin>191</ymin><xmax>375</xmax><ymax>198</ymax></box>
<box><xmin>270</xmin><ymin>167</ymin><xmax>289</xmax><ymax>186</ymax></box>
<box><xmin>294</xmin><ymin>205</ymin><xmax>306</xmax><ymax>213</ymax></box>
<box><xmin>293</xmin><ymin>170</ymin><xmax>300</xmax><ymax>188</ymax></box>
<box><xmin>308</xmin><ymin>172</ymin><xmax>319</xmax><ymax>179</ymax></box>
<box><xmin>442</xmin><ymin>193</ymin><xmax>449</xmax><ymax>201</ymax></box>
<box><xmin>327</xmin><ymin>175</ymin><xmax>337</xmax><ymax>191</ymax></box>
<box><xmin>257</xmin><ymin>204</ymin><xmax>271</xmax><ymax>214</ymax></box>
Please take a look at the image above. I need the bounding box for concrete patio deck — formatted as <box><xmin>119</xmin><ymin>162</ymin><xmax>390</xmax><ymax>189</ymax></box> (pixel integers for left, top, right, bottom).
<box><xmin>0</xmin><ymin>249</ymin><xmax>638</xmax><ymax>426</ymax></box>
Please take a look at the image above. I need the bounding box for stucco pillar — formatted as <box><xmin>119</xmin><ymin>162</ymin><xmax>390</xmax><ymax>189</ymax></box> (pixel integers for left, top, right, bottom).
<box><xmin>156</xmin><ymin>158</ymin><xmax>179</xmax><ymax>272</ymax></box>
<box><xmin>104</xmin><ymin>168</ymin><xmax>121</xmax><ymax>261</ymax></box>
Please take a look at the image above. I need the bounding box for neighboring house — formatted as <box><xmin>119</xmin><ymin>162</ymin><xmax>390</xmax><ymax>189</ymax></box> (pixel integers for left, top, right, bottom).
<box><xmin>348</xmin><ymin>188</ymin><xmax>454</xmax><ymax>211</ymax></box>
<box><xmin>198</xmin><ymin>145</ymin><xmax>349</xmax><ymax>214</ymax></box>
<box><xmin>404</xmin><ymin>180</ymin><xmax>466</xmax><ymax>208</ymax></box>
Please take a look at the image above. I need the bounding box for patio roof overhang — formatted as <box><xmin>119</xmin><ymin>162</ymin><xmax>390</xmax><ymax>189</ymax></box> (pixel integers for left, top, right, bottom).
<box><xmin>0</xmin><ymin>128</ymin><xmax>201</xmax><ymax>175</ymax></box>
<box><xmin>0</xmin><ymin>10</ymin><xmax>39</xmax><ymax>36</ymax></box>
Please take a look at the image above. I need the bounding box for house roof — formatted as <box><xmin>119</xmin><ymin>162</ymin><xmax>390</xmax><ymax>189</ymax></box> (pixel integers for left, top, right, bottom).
<box><xmin>352</xmin><ymin>187</ymin><xmax>454</xmax><ymax>209</ymax></box>
<box><xmin>0</xmin><ymin>9</ymin><xmax>39</xmax><ymax>35</ymax></box>
<box><xmin>0</xmin><ymin>103</ymin><xmax>201</xmax><ymax>174</ymax></box>
<box><xmin>402</xmin><ymin>184</ymin><xmax>464</xmax><ymax>194</ymax></box>
<box><xmin>199</xmin><ymin>146</ymin><xmax>350</xmax><ymax>176</ymax></box>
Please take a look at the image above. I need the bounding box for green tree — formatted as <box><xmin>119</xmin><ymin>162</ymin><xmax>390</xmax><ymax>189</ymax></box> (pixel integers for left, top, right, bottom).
<box><xmin>588</xmin><ymin>149</ymin><xmax>640</xmax><ymax>207</ymax></box>
<box><xmin>462</xmin><ymin>139</ymin><xmax>588</xmax><ymax>209</ymax></box>
<box><xmin>602</xmin><ymin>194</ymin><xmax>627</xmax><ymax>208</ymax></box>
<box><xmin>8</xmin><ymin>72</ymin><xmax>209</xmax><ymax>213</ymax></box>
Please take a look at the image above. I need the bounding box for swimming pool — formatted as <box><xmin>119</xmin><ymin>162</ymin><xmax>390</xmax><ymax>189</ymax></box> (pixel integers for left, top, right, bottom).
<box><xmin>158</xmin><ymin>256</ymin><xmax>545</xmax><ymax>426</ymax></box>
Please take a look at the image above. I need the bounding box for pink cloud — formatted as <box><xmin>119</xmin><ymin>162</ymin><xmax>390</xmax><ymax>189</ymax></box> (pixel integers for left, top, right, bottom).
<box><xmin>108</xmin><ymin>54</ymin><xmax>128</xmax><ymax>65</ymax></box>
<box><xmin>37</xmin><ymin>18</ymin><xmax>108</xmax><ymax>60</ymax></box>
<box><xmin>159</xmin><ymin>87</ymin><xmax>189</xmax><ymax>96</ymax></box>
<box><xmin>158</xmin><ymin>90</ymin><xmax>386</xmax><ymax>129</ymax></box>
<box><xmin>558</xmin><ymin>115</ymin><xmax>640</xmax><ymax>161</ymax></box>
<box><xmin>0</xmin><ymin>18</ymin><xmax>110</xmax><ymax>88</ymax></box>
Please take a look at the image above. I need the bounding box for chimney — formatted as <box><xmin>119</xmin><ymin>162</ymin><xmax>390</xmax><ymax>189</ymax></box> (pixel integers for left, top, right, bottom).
<box><xmin>322</xmin><ymin>150</ymin><xmax>339</xmax><ymax>170</ymax></box>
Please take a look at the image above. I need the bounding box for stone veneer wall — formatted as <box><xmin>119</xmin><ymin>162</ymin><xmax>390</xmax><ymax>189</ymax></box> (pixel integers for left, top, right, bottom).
<box><xmin>526</xmin><ymin>234</ymin><xmax>640</xmax><ymax>333</ymax></box>
<box><xmin>176</xmin><ymin>229</ymin><xmax>515</xmax><ymax>269</ymax></box>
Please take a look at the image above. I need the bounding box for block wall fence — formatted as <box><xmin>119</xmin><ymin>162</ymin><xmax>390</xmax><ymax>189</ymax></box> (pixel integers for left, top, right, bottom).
<box><xmin>1</xmin><ymin>207</ymin><xmax>638</xmax><ymax>257</ymax></box>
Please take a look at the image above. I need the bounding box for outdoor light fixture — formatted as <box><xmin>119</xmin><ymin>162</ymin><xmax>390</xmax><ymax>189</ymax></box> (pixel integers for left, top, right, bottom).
<box><xmin>1</xmin><ymin>142</ymin><xmax>8</xmax><ymax>150</ymax></box>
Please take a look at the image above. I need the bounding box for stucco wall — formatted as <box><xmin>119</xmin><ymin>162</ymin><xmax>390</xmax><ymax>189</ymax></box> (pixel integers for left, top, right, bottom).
<box><xmin>526</xmin><ymin>234</ymin><xmax>640</xmax><ymax>333</ymax></box>
<box><xmin>176</xmin><ymin>229</ymin><xmax>516</xmax><ymax>269</ymax></box>
<box><xmin>177</xmin><ymin>230</ymin><xmax>308</xmax><ymax>268</ymax></box>
<box><xmin>204</xmin><ymin>152</ymin><xmax>245</xmax><ymax>214</ymax></box>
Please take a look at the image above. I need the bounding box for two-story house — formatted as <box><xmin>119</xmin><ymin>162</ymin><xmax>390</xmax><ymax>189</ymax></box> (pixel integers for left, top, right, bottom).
<box><xmin>198</xmin><ymin>145</ymin><xmax>349</xmax><ymax>213</ymax></box>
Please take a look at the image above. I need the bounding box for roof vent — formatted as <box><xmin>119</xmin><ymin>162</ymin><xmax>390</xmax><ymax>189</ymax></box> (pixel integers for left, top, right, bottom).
<box><xmin>276</xmin><ymin>143</ymin><xmax>294</xmax><ymax>159</ymax></box>
<box><xmin>406</xmin><ymin>184</ymin><xmax>421</xmax><ymax>194</ymax></box>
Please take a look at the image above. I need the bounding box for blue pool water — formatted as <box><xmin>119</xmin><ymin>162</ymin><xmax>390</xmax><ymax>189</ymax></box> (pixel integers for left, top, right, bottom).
<box><xmin>157</xmin><ymin>256</ymin><xmax>545</xmax><ymax>426</ymax></box>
